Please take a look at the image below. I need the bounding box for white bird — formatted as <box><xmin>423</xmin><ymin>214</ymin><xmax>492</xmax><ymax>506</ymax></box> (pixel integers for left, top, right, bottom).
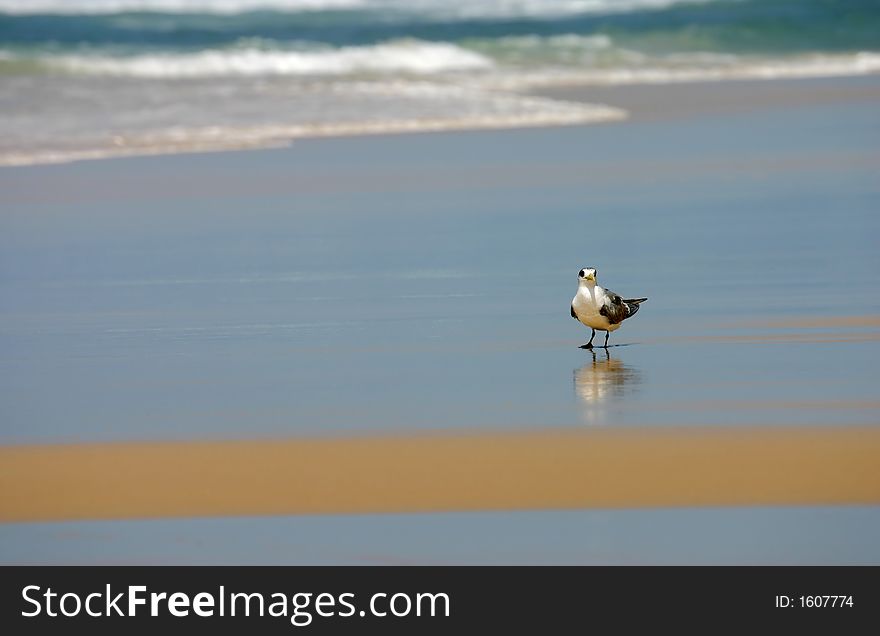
<box><xmin>570</xmin><ymin>267</ymin><xmax>647</xmax><ymax>349</ymax></box>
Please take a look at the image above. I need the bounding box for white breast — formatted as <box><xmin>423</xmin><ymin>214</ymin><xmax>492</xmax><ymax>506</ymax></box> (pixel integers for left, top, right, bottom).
<box><xmin>572</xmin><ymin>285</ymin><xmax>616</xmax><ymax>331</ymax></box>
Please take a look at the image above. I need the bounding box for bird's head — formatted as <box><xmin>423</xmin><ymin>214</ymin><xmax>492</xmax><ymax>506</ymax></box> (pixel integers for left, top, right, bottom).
<box><xmin>578</xmin><ymin>267</ymin><xmax>597</xmax><ymax>284</ymax></box>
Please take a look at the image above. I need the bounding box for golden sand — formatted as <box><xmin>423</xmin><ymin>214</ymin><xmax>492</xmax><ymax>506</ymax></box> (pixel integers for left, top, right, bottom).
<box><xmin>2</xmin><ymin>426</ymin><xmax>879</xmax><ymax>523</ymax></box>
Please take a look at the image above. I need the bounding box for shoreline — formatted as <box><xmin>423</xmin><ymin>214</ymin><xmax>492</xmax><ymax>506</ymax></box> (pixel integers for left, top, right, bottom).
<box><xmin>2</xmin><ymin>73</ymin><xmax>879</xmax><ymax>169</ymax></box>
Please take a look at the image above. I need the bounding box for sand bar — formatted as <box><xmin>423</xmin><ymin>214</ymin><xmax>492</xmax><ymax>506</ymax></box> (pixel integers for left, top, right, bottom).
<box><xmin>2</xmin><ymin>426</ymin><xmax>879</xmax><ymax>523</ymax></box>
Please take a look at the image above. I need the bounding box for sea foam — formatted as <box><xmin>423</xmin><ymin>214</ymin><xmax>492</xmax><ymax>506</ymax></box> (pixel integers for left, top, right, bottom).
<box><xmin>476</xmin><ymin>52</ymin><xmax>880</xmax><ymax>90</ymax></box>
<box><xmin>42</xmin><ymin>41</ymin><xmax>494</xmax><ymax>78</ymax></box>
<box><xmin>0</xmin><ymin>0</ymin><xmax>706</xmax><ymax>17</ymax></box>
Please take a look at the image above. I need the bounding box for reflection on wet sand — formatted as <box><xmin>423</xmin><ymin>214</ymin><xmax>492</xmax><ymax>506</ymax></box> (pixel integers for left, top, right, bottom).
<box><xmin>647</xmin><ymin>332</ymin><xmax>880</xmax><ymax>345</ymax></box>
<box><xmin>574</xmin><ymin>350</ymin><xmax>642</xmax><ymax>423</ymax></box>
<box><xmin>644</xmin><ymin>315</ymin><xmax>880</xmax><ymax>346</ymax></box>
<box><xmin>727</xmin><ymin>315</ymin><xmax>880</xmax><ymax>330</ymax></box>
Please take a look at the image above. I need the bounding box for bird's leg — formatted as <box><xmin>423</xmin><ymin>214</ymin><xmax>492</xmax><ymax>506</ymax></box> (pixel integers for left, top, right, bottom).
<box><xmin>603</xmin><ymin>331</ymin><xmax>610</xmax><ymax>348</ymax></box>
<box><xmin>579</xmin><ymin>329</ymin><xmax>596</xmax><ymax>350</ymax></box>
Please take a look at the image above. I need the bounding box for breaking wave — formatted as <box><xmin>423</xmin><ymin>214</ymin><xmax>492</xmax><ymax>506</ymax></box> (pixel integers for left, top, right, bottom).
<box><xmin>33</xmin><ymin>40</ymin><xmax>495</xmax><ymax>78</ymax></box>
<box><xmin>0</xmin><ymin>0</ymin><xmax>704</xmax><ymax>18</ymax></box>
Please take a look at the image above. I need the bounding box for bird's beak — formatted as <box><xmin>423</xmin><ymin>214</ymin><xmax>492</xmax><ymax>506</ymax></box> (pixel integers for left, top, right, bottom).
<box><xmin>586</xmin><ymin>272</ymin><xmax>595</xmax><ymax>281</ymax></box>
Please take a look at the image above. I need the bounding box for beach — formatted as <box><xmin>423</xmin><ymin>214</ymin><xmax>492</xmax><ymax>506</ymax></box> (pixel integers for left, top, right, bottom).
<box><xmin>1</xmin><ymin>71</ymin><xmax>879</xmax><ymax>563</ymax></box>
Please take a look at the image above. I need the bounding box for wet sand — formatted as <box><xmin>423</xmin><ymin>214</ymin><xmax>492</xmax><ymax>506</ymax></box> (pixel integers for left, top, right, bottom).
<box><xmin>1</xmin><ymin>75</ymin><xmax>879</xmax><ymax>563</ymax></box>
<box><xmin>2</xmin><ymin>426</ymin><xmax>879</xmax><ymax>523</ymax></box>
<box><xmin>533</xmin><ymin>75</ymin><xmax>880</xmax><ymax>123</ymax></box>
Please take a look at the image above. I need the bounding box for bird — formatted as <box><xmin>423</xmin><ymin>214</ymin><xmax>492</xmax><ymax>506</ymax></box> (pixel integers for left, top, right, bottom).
<box><xmin>570</xmin><ymin>267</ymin><xmax>647</xmax><ymax>349</ymax></box>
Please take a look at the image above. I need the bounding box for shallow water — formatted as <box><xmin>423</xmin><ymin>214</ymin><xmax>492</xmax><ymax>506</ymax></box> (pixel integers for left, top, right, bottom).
<box><xmin>3</xmin><ymin>506</ymin><xmax>880</xmax><ymax>565</ymax></box>
<box><xmin>2</xmin><ymin>78</ymin><xmax>878</xmax><ymax>444</ymax></box>
<box><xmin>1</xmin><ymin>77</ymin><xmax>879</xmax><ymax>562</ymax></box>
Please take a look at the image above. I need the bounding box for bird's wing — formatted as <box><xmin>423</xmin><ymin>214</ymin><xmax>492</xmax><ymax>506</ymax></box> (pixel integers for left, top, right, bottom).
<box><xmin>570</xmin><ymin>304</ymin><xmax>577</xmax><ymax>319</ymax></box>
<box><xmin>599</xmin><ymin>289</ymin><xmax>631</xmax><ymax>324</ymax></box>
<box><xmin>622</xmin><ymin>297</ymin><xmax>647</xmax><ymax>317</ymax></box>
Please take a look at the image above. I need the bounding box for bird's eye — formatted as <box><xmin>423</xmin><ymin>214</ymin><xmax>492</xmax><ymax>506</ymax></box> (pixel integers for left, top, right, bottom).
<box><xmin>579</xmin><ymin>269</ymin><xmax>585</xmax><ymax>277</ymax></box>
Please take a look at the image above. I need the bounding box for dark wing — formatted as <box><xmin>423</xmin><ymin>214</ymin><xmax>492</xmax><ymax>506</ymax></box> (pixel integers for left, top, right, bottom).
<box><xmin>570</xmin><ymin>304</ymin><xmax>577</xmax><ymax>319</ymax></box>
<box><xmin>599</xmin><ymin>290</ymin><xmax>646</xmax><ymax>324</ymax></box>
<box><xmin>622</xmin><ymin>297</ymin><xmax>647</xmax><ymax>318</ymax></box>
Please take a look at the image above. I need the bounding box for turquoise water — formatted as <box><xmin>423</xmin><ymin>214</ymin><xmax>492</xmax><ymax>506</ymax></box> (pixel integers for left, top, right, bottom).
<box><xmin>2</xmin><ymin>0</ymin><xmax>880</xmax><ymax>164</ymax></box>
<box><xmin>3</xmin><ymin>0</ymin><xmax>879</xmax><ymax>55</ymax></box>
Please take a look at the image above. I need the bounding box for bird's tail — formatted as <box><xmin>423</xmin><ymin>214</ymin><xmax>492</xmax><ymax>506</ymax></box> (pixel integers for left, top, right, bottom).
<box><xmin>624</xmin><ymin>297</ymin><xmax>647</xmax><ymax>317</ymax></box>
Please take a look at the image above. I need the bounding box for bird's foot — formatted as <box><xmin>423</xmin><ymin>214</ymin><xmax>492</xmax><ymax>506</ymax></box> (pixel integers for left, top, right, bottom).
<box><xmin>579</xmin><ymin>343</ymin><xmax>594</xmax><ymax>350</ymax></box>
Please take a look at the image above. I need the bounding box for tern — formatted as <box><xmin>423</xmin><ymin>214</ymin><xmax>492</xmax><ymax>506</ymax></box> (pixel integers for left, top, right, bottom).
<box><xmin>570</xmin><ymin>267</ymin><xmax>647</xmax><ymax>349</ymax></box>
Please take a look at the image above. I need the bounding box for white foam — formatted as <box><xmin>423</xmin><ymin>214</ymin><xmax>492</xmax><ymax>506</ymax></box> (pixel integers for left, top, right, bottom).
<box><xmin>0</xmin><ymin>0</ymin><xmax>710</xmax><ymax>17</ymax></box>
<box><xmin>0</xmin><ymin>100</ymin><xmax>626</xmax><ymax>167</ymax></box>
<box><xmin>45</xmin><ymin>41</ymin><xmax>494</xmax><ymax>77</ymax></box>
<box><xmin>478</xmin><ymin>52</ymin><xmax>880</xmax><ymax>89</ymax></box>
<box><xmin>0</xmin><ymin>0</ymin><xmax>365</xmax><ymax>14</ymax></box>
<box><xmin>497</xmin><ymin>34</ymin><xmax>614</xmax><ymax>49</ymax></box>
<box><xmin>373</xmin><ymin>0</ymin><xmax>707</xmax><ymax>20</ymax></box>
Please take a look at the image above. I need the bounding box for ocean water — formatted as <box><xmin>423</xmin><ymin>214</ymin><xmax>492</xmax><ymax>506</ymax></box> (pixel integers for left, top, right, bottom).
<box><xmin>2</xmin><ymin>0</ymin><xmax>880</xmax><ymax>164</ymax></box>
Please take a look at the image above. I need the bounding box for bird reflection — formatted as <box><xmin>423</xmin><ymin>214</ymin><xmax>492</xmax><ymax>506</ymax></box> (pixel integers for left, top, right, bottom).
<box><xmin>573</xmin><ymin>349</ymin><xmax>642</xmax><ymax>420</ymax></box>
